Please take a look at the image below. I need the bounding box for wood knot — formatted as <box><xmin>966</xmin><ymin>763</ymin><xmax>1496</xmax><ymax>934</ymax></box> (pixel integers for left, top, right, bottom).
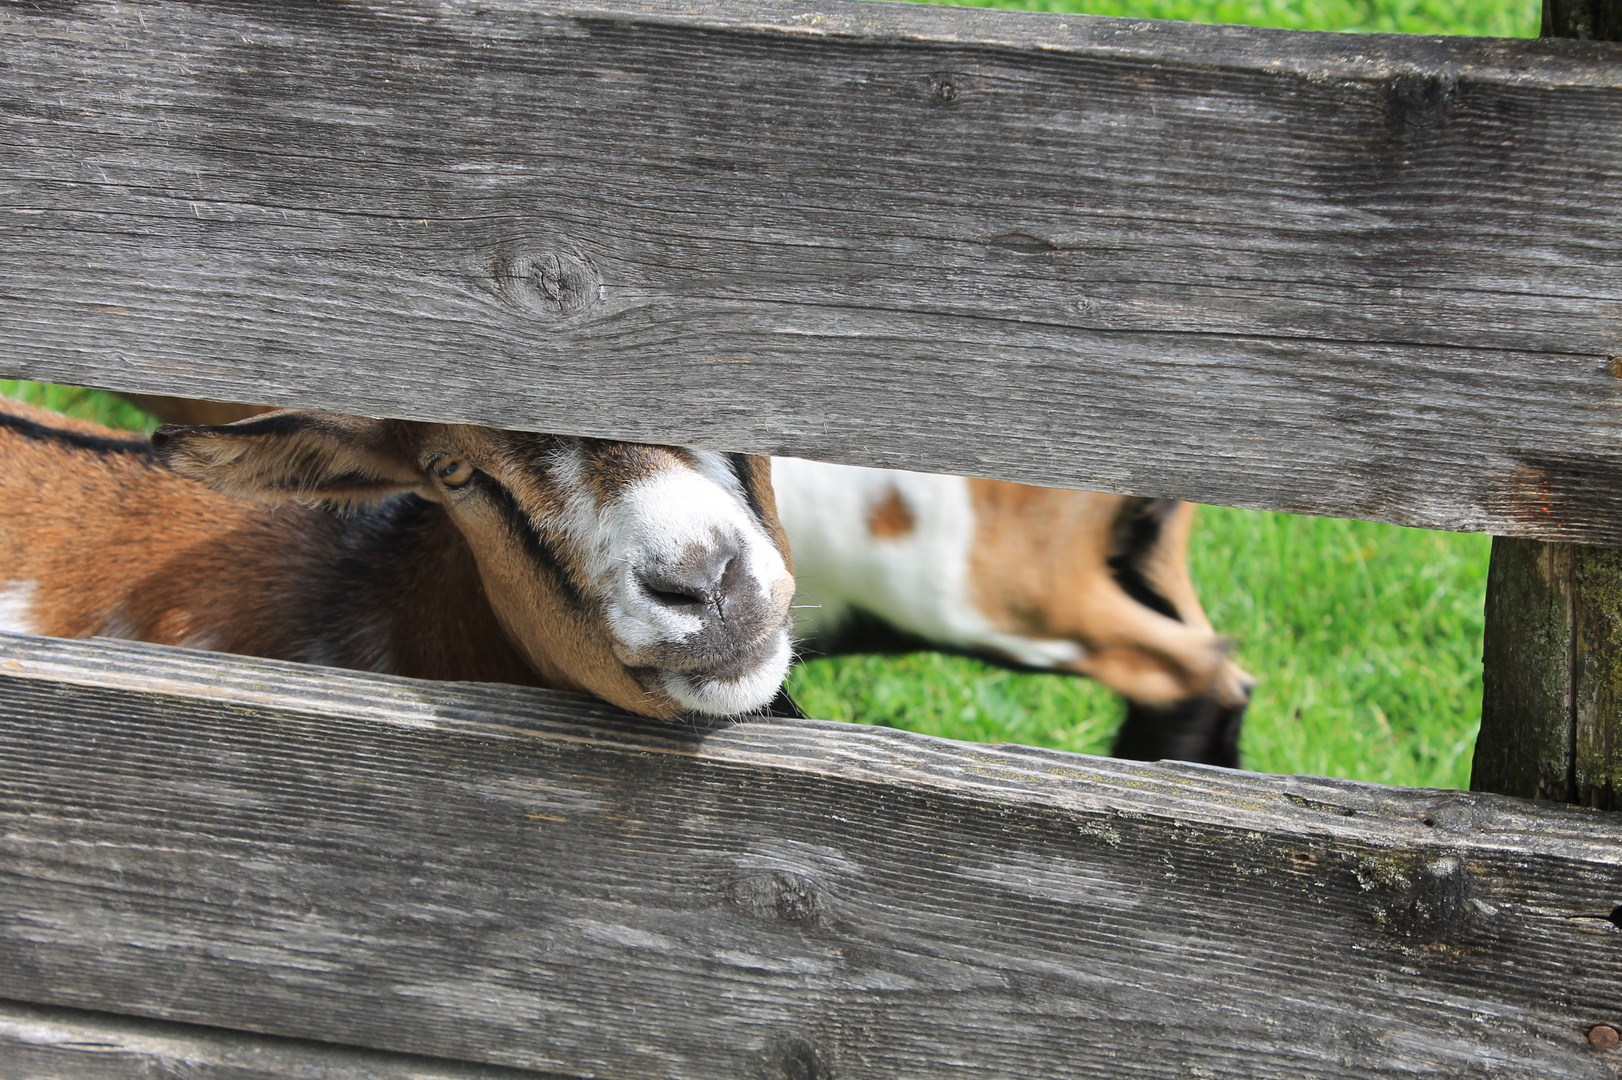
<box><xmin>763</xmin><ymin>1035</ymin><xmax>830</xmax><ymax>1080</ymax></box>
<box><xmin>728</xmin><ymin>869</ymin><xmax>824</xmax><ymax>924</ymax></box>
<box><xmin>924</xmin><ymin>72</ymin><xmax>961</xmax><ymax>106</ymax></box>
<box><xmin>1383</xmin><ymin>70</ymin><xmax>1458</xmax><ymax>132</ymax></box>
<box><xmin>488</xmin><ymin>246</ymin><xmax>600</xmax><ymax>319</ymax></box>
<box><xmin>1417</xmin><ymin>797</ymin><xmax>1482</xmax><ymax>833</ymax></box>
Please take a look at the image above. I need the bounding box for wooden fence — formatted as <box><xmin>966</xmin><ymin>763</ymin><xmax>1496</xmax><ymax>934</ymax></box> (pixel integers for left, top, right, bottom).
<box><xmin>2</xmin><ymin>0</ymin><xmax>1620</xmax><ymax>1076</ymax></box>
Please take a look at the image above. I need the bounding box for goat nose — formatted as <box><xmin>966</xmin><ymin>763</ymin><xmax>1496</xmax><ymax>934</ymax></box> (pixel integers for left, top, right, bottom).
<box><xmin>639</xmin><ymin>548</ymin><xmax>740</xmax><ymax>613</ymax></box>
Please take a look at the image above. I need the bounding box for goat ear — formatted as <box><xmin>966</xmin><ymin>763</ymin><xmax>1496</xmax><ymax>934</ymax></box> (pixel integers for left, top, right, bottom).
<box><xmin>152</xmin><ymin>410</ymin><xmax>427</xmax><ymax>509</ymax></box>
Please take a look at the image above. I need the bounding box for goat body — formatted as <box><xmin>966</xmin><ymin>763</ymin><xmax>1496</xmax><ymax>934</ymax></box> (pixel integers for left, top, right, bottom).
<box><xmin>773</xmin><ymin>458</ymin><xmax>1252</xmax><ymax>766</ymax></box>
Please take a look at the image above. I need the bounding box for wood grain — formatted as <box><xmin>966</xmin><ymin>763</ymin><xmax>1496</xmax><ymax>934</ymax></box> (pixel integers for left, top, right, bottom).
<box><xmin>1573</xmin><ymin>543</ymin><xmax>1622</xmax><ymax>808</ymax></box>
<box><xmin>0</xmin><ymin>999</ymin><xmax>573</xmax><ymax>1080</ymax></box>
<box><xmin>3</xmin><ymin>632</ymin><xmax>1621</xmax><ymax>1079</ymax></box>
<box><xmin>3</xmin><ymin>0</ymin><xmax>1622</xmax><ymax>540</ymax></box>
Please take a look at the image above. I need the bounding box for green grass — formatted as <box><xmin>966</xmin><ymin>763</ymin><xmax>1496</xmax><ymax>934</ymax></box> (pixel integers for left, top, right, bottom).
<box><xmin>0</xmin><ymin>381</ymin><xmax>159</xmax><ymax>433</ymax></box>
<box><xmin>1186</xmin><ymin>509</ymin><xmax>1488</xmax><ymax>787</ymax></box>
<box><xmin>6</xmin><ymin>0</ymin><xmax>1517</xmax><ymax>789</ymax></box>
<box><xmin>907</xmin><ymin>0</ymin><xmax>1537</xmax><ymax>37</ymax></box>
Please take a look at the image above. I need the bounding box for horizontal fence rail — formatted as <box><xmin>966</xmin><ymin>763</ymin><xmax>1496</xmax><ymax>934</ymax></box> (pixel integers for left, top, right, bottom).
<box><xmin>0</xmin><ymin>999</ymin><xmax>571</xmax><ymax>1080</ymax></box>
<box><xmin>2</xmin><ymin>633</ymin><xmax>1620</xmax><ymax>1079</ymax></box>
<box><xmin>4</xmin><ymin>0</ymin><xmax>1622</xmax><ymax>541</ymax></box>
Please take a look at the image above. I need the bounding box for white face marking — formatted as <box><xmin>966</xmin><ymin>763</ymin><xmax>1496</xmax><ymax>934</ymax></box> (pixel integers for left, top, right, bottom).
<box><xmin>0</xmin><ymin>581</ymin><xmax>38</xmax><ymax>636</ymax></box>
<box><xmin>549</xmin><ymin>446</ymin><xmax>794</xmax><ymax>715</ymax></box>
<box><xmin>770</xmin><ymin>458</ymin><xmax>1085</xmax><ymax>669</ymax></box>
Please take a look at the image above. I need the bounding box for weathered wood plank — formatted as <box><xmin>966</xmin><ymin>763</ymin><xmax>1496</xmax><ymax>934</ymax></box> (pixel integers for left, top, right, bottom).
<box><xmin>3</xmin><ymin>0</ymin><xmax>1622</xmax><ymax>540</ymax></box>
<box><xmin>2</xmin><ymin>633</ymin><xmax>1621</xmax><ymax>1079</ymax></box>
<box><xmin>0</xmin><ymin>999</ymin><xmax>574</xmax><ymax>1080</ymax></box>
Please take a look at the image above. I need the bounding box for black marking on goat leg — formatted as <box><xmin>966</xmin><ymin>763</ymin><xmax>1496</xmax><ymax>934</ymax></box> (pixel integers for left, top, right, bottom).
<box><xmin>1103</xmin><ymin>497</ymin><xmax>1248</xmax><ymax>767</ymax></box>
<box><xmin>807</xmin><ymin>607</ymin><xmax>1052</xmax><ymax>674</ymax></box>
<box><xmin>812</xmin><ymin>606</ymin><xmax>1246</xmax><ymax>768</ymax></box>
<box><xmin>1114</xmin><ymin>695</ymin><xmax>1244</xmax><ymax>769</ymax></box>
<box><xmin>1107</xmin><ymin>497</ymin><xmax>1182</xmax><ymax>622</ymax></box>
<box><xmin>483</xmin><ymin>477</ymin><xmax>588</xmax><ymax>613</ymax></box>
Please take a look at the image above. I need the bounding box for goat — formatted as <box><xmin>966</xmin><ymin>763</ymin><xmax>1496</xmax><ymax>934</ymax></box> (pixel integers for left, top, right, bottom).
<box><xmin>0</xmin><ymin>398</ymin><xmax>796</xmax><ymax>720</ymax></box>
<box><xmin>772</xmin><ymin>459</ymin><xmax>1253</xmax><ymax>767</ymax></box>
<box><xmin>113</xmin><ymin>395</ymin><xmax>1252</xmax><ymax>763</ymax></box>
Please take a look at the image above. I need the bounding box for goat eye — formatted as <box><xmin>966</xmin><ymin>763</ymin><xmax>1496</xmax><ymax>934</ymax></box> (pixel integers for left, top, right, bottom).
<box><xmin>434</xmin><ymin>457</ymin><xmax>474</xmax><ymax>488</ymax></box>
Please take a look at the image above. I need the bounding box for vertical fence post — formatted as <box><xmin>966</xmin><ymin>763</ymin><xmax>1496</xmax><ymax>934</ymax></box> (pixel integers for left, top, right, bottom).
<box><xmin>1471</xmin><ymin>0</ymin><xmax>1622</xmax><ymax>809</ymax></box>
<box><xmin>1540</xmin><ymin>0</ymin><xmax>1622</xmax><ymax>38</ymax></box>
<box><xmin>1474</xmin><ymin>540</ymin><xmax>1622</xmax><ymax>807</ymax></box>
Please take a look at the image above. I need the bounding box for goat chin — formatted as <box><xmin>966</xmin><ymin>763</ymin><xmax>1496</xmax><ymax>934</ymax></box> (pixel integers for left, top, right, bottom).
<box><xmin>659</xmin><ymin>629</ymin><xmax>794</xmax><ymax>716</ymax></box>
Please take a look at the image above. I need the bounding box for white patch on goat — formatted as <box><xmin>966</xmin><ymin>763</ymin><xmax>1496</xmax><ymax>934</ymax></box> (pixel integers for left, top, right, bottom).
<box><xmin>0</xmin><ymin>581</ymin><xmax>38</xmax><ymax>635</ymax></box>
<box><xmin>771</xmin><ymin>458</ymin><xmax>1085</xmax><ymax>669</ymax></box>
<box><xmin>542</xmin><ymin>443</ymin><xmax>599</xmax><ymax>550</ymax></box>
<box><xmin>685</xmin><ymin>449</ymin><xmax>751</xmax><ymax>508</ymax></box>
<box><xmin>545</xmin><ymin>444</ymin><xmax>699</xmax><ymax>651</ymax></box>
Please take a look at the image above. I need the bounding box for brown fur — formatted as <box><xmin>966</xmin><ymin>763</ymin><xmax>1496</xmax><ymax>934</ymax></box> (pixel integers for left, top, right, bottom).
<box><xmin>729</xmin><ymin>452</ymin><xmax>794</xmax><ymax>575</ymax></box>
<box><xmin>123</xmin><ymin>396</ymin><xmax>799</xmax><ymax>579</ymax></box>
<box><xmin>0</xmin><ymin>400</ymin><xmax>537</xmax><ymax>686</ymax></box>
<box><xmin>966</xmin><ymin>478</ymin><xmax>1250</xmax><ymax>709</ymax></box>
